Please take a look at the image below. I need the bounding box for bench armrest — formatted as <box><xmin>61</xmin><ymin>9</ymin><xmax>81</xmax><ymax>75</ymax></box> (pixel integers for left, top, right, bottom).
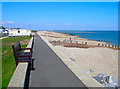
<box><xmin>21</xmin><ymin>48</ymin><xmax>33</xmax><ymax>52</ymax></box>
<box><xmin>23</xmin><ymin>52</ymin><xmax>33</xmax><ymax>54</ymax></box>
<box><xmin>16</xmin><ymin>54</ymin><xmax>32</xmax><ymax>57</ymax></box>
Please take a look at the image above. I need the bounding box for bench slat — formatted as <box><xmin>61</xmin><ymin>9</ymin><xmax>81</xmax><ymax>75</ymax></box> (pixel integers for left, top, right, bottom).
<box><xmin>12</xmin><ymin>41</ymin><xmax>33</xmax><ymax>66</ymax></box>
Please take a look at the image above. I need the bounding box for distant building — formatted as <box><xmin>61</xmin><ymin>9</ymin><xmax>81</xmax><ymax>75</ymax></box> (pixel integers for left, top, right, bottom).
<box><xmin>3</xmin><ymin>30</ymin><xmax>8</xmax><ymax>34</ymax></box>
<box><xmin>11</xmin><ymin>28</ymin><xmax>19</xmax><ymax>30</ymax></box>
<box><xmin>0</xmin><ymin>26</ymin><xmax>8</xmax><ymax>37</ymax></box>
<box><xmin>5</xmin><ymin>27</ymin><xmax>12</xmax><ymax>31</ymax></box>
<box><xmin>0</xmin><ymin>26</ymin><xmax>5</xmax><ymax>33</ymax></box>
<box><xmin>0</xmin><ymin>29</ymin><xmax>3</xmax><ymax>34</ymax></box>
<box><xmin>9</xmin><ymin>29</ymin><xmax>31</xmax><ymax>37</ymax></box>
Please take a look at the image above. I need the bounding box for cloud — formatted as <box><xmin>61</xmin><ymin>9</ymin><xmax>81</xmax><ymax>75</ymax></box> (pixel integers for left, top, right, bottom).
<box><xmin>64</xmin><ymin>24</ymin><xmax>86</xmax><ymax>26</ymax></box>
<box><xmin>64</xmin><ymin>24</ymin><xmax>72</xmax><ymax>26</ymax></box>
<box><xmin>79</xmin><ymin>24</ymin><xmax>86</xmax><ymax>26</ymax></box>
<box><xmin>46</xmin><ymin>24</ymin><xmax>55</xmax><ymax>26</ymax></box>
<box><xmin>2</xmin><ymin>21</ymin><xmax>14</xmax><ymax>24</ymax></box>
<box><xmin>97</xmin><ymin>25</ymin><xmax>115</xmax><ymax>28</ymax></box>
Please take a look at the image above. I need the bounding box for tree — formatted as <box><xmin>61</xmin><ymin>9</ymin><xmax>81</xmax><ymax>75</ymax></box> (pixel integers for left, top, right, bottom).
<box><xmin>0</xmin><ymin>26</ymin><xmax>5</xmax><ymax>29</ymax></box>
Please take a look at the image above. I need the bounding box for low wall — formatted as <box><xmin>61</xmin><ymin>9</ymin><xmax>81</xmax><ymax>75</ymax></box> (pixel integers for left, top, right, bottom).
<box><xmin>7</xmin><ymin>37</ymin><xmax>34</xmax><ymax>88</ymax></box>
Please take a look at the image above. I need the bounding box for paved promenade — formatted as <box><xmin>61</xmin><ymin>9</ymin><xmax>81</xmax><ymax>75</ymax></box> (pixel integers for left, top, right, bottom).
<box><xmin>29</xmin><ymin>33</ymin><xmax>87</xmax><ymax>87</ymax></box>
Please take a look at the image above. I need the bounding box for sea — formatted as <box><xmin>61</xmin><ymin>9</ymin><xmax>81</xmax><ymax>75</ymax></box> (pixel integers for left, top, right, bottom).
<box><xmin>51</xmin><ymin>30</ymin><xmax>119</xmax><ymax>46</ymax></box>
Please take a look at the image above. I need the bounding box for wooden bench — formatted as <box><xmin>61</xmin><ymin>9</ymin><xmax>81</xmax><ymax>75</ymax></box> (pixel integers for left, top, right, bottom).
<box><xmin>12</xmin><ymin>41</ymin><xmax>33</xmax><ymax>66</ymax></box>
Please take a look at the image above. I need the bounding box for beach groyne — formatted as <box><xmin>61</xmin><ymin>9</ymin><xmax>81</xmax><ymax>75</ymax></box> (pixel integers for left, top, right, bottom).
<box><xmin>49</xmin><ymin>39</ymin><xmax>120</xmax><ymax>50</ymax></box>
<box><xmin>53</xmin><ymin>31</ymin><xmax>119</xmax><ymax>47</ymax></box>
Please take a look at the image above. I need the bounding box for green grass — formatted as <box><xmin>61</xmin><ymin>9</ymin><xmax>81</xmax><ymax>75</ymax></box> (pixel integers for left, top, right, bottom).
<box><xmin>2</xmin><ymin>36</ymin><xmax>31</xmax><ymax>88</ymax></box>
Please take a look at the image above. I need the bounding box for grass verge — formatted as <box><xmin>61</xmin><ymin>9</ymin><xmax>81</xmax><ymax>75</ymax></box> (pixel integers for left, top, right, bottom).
<box><xmin>2</xmin><ymin>36</ymin><xmax>31</xmax><ymax>88</ymax></box>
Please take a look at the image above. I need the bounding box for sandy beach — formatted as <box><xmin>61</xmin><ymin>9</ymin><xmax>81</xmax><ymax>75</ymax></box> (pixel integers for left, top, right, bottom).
<box><xmin>38</xmin><ymin>31</ymin><xmax>119</xmax><ymax>82</ymax></box>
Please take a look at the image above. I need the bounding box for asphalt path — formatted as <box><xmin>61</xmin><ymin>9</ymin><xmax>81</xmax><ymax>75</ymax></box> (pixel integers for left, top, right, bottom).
<box><xmin>29</xmin><ymin>33</ymin><xmax>87</xmax><ymax>87</ymax></box>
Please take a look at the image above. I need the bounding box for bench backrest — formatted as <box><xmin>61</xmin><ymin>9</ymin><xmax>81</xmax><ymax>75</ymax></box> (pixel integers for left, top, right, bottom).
<box><xmin>12</xmin><ymin>41</ymin><xmax>22</xmax><ymax>66</ymax></box>
<box><xmin>12</xmin><ymin>41</ymin><xmax>21</xmax><ymax>55</ymax></box>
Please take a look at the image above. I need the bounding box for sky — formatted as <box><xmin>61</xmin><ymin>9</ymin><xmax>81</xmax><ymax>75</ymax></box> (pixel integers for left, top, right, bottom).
<box><xmin>2</xmin><ymin>2</ymin><xmax>118</xmax><ymax>31</ymax></box>
<box><xmin>1</xmin><ymin>0</ymin><xmax>119</xmax><ymax>2</ymax></box>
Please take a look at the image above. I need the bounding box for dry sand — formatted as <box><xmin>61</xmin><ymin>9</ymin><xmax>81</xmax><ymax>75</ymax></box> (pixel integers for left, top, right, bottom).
<box><xmin>38</xmin><ymin>31</ymin><xmax>119</xmax><ymax>81</ymax></box>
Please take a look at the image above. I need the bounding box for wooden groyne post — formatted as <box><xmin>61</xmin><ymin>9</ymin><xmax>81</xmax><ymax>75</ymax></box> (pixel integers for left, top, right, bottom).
<box><xmin>85</xmin><ymin>42</ymin><xmax>87</xmax><ymax>45</ymax></box>
<box><xmin>102</xmin><ymin>44</ymin><xmax>104</xmax><ymax>47</ymax></box>
<box><xmin>118</xmin><ymin>46</ymin><xmax>120</xmax><ymax>48</ymax></box>
<box><xmin>112</xmin><ymin>45</ymin><xmax>114</xmax><ymax>48</ymax></box>
<box><xmin>98</xmin><ymin>43</ymin><xmax>100</xmax><ymax>46</ymax></box>
<box><xmin>76</xmin><ymin>41</ymin><xmax>78</xmax><ymax>44</ymax></box>
<box><xmin>105</xmin><ymin>44</ymin><xmax>107</xmax><ymax>47</ymax></box>
<box><xmin>108</xmin><ymin>44</ymin><xmax>110</xmax><ymax>47</ymax></box>
<box><xmin>115</xmin><ymin>45</ymin><xmax>117</xmax><ymax>48</ymax></box>
<box><xmin>58</xmin><ymin>40</ymin><xmax>60</xmax><ymax>45</ymax></box>
<box><xmin>82</xmin><ymin>42</ymin><xmax>83</xmax><ymax>44</ymax></box>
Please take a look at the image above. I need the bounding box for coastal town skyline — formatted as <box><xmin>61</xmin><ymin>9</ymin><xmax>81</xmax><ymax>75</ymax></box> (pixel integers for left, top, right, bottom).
<box><xmin>2</xmin><ymin>2</ymin><xmax>118</xmax><ymax>31</ymax></box>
